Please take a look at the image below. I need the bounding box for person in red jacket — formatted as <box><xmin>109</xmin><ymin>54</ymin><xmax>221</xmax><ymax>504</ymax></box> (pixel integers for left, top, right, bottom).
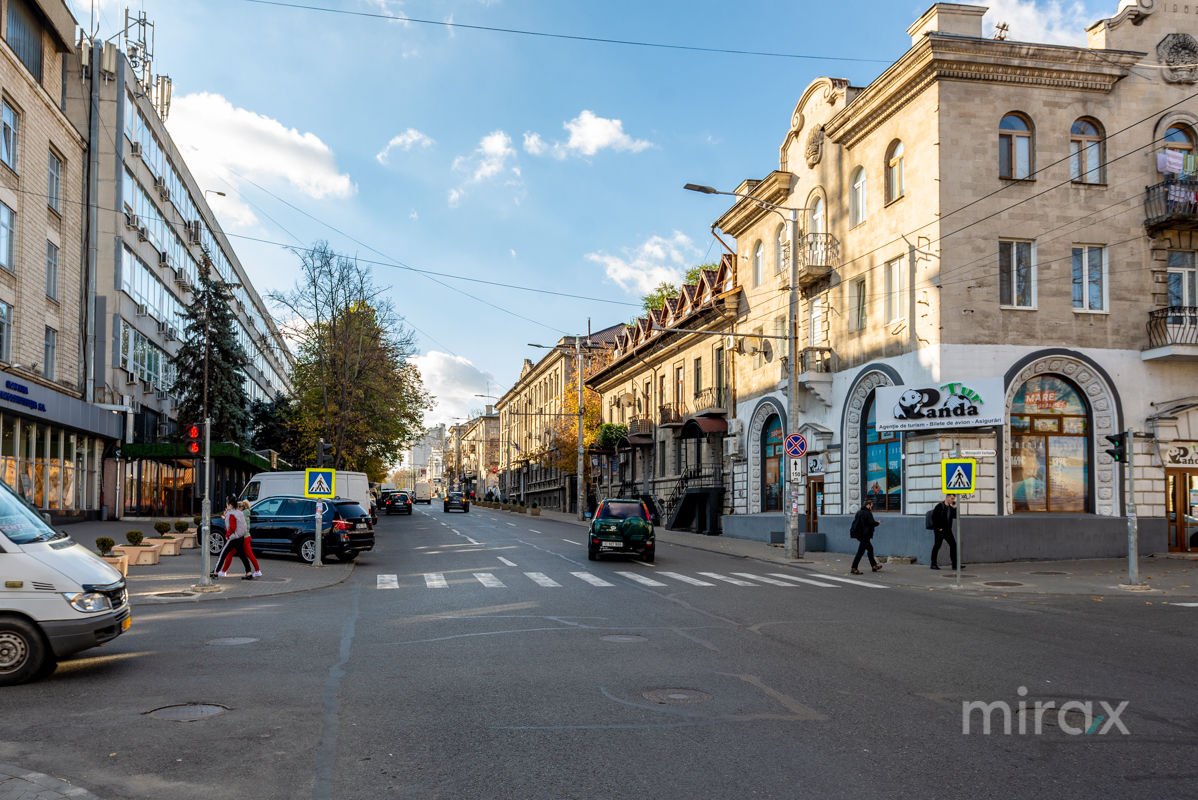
<box><xmin>211</xmin><ymin>497</ymin><xmax>261</xmax><ymax>580</ymax></box>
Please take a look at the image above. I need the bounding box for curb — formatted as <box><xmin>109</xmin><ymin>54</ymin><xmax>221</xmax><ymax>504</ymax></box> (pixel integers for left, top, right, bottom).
<box><xmin>0</xmin><ymin>763</ymin><xmax>101</xmax><ymax>800</ymax></box>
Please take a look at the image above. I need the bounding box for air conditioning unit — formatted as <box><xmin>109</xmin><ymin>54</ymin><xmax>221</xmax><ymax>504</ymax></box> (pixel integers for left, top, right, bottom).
<box><xmin>137</xmin><ymin>225</ymin><xmax>149</xmax><ymax>242</ymax></box>
<box><xmin>175</xmin><ymin>275</ymin><xmax>192</xmax><ymax>292</ymax></box>
<box><xmin>158</xmin><ymin>250</ymin><xmax>169</xmax><ymax>266</ymax></box>
<box><xmin>187</xmin><ymin>220</ymin><xmax>201</xmax><ymax>245</ymax></box>
<box><xmin>129</xmin><ymin>140</ymin><xmax>142</xmax><ymax>157</ymax></box>
<box><xmin>131</xmin><ymin>399</ymin><xmax>142</xmax><ymax>414</ymax></box>
<box><xmin>156</xmin><ymin>421</ymin><xmax>169</xmax><ymax>436</ymax></box>
<box><xmin>723</xmin><ymin>334</ymin><xmax>736</xmax><ymax>351</ymax></box>
<box><xmin>124</xmin><ymin>370</ymin><xmax>137</xmax><ymax>385</ymax></box>
<box><xmin>155</xmin><ymin>389</ymin><xmax>169</xmax><ymax>401</ymax></box>
<box><xmin>154</xmin><ymin>176</ymin><xmax>169</xmax><ymax>201</ymax></box>
<box><xmin>135</xmin><ymin>303</ymin><xmax>148</xmax><ymax>316</ymax></box>
<box><xmin>164</xmin><ymin>326</ymin><xmax>177</xmax><ymax>342</ymax></box>
<box><xmin>723</xmin><ymin>436</ymin><xmax>743</xmax><ymax>458</ymax></box>
<box><xmin>124</xmin><ymin>212</ymin><xmax>139</xmax><ymax>230</ymax></box>
<box><xmin>156</xmin><ymin>320</ymin><xmax>168</xmax><ymax>333</ymax></box>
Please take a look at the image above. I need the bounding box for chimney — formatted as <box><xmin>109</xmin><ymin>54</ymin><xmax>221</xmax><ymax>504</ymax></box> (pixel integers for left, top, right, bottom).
<box><xmin>907</xmin><ymin>3</ymin><xmax>988</xmax><ymax>46</ymax></box>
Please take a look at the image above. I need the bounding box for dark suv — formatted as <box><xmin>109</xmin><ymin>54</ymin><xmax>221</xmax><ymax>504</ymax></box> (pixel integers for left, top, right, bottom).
<box><xmin>443</xmin><ymin>491</ymin><xmax>470</xmax><ymax>513</ymax></box>
<box><xmin>383</xmin><ymin>491</ymin><xmax>413</xmax><ymax>515</ymax></box>
<box><xmin>207</xmin><ymin>496</ymin><xmax>374</xmax><ymax>563</ymax></box>
<box><xmin>587</xmin><ymin>498</ymin><xmax>655</xmax><ymax>562</ymax></box>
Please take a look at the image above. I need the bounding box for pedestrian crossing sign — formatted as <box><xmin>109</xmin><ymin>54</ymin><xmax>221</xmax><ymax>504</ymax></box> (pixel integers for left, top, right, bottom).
<box><xmin>305</xmin><ymin>468</ymin><xmax>336</xmax><ymax>498</ymax></box>
<box><xmin>941</xmin><ymin>459</ymin><xmax>976</xmax><ymax>495</ymax></box>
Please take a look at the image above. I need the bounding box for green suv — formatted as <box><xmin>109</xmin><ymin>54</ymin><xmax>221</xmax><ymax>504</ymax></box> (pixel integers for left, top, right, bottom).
<box><xmin>587</xmin><ymin>499</ymin><xmax>655</xmax><ymax>562</ymax></box>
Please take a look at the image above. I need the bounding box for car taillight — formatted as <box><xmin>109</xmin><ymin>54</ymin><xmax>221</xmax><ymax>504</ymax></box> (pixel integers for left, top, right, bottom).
<box><xmin>333</xmin><ymin>520</ymin><xmax>351</xmax><ymax>531</ymax></box>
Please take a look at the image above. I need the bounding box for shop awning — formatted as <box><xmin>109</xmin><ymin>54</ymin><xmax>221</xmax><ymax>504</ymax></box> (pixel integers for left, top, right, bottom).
<box><xmin>616</xmin><ymin>434</ymin><xmax>654</xmax><ymax>449</ymax></box>
<box><xmin>680</xmin><ymin>416</ymin><xmax>728</xmax><ymax>439</ymax></box>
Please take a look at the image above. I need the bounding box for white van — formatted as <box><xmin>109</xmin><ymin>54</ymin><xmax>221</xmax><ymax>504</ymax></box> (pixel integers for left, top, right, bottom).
<box><xmin>0</xmin><ymin>482</ymin><xmax>130</xmax><ymax>685</ymax></box>
<box><xmin>240</xmin><ymin>471</ymin><xmax>374</xmax><ymax>520</ymax></box>
<box><xmin>413</xmin><ymin>480</ymin><xmax>432</xmax><ymax>504</ymax></box>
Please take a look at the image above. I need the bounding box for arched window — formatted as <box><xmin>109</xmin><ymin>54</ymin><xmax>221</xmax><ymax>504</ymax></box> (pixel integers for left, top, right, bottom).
<box><xmin>752</xmin><ymin>240</ymin><xmax>764</xmax><ymax>286</ymax></box>
<box><xmin>849</xmin><ymin>167</ymin><xmax>867</xmax><ymax>227</ymax></box>
<box><xmin>774</xmin><ymin>223</ymin><xmax>786</xmax><ymax>274</ymax></box>
<box><xmin>1164</xmin><ymin>123</ymin><xmax>1195</xmax><ymax>153</ymax></box>
<box><xmin>862</xmin><ymin>395</ymin><xmax>902</xmax><ymax>512</ymax></box>
<box><xmin>762</xmin><ymin>415</ymin><xmax>782</xmax><ymax>512</ymax></box>
<box><xmin>1070</xmin><ymin>118</ymin><xmax>1103</xmax><ymax>183</ymax></box>
<box><xmin>1010</xmin><ymin>375</ymin><xmax>1090</xmax><ymax>513</ymax></box>
<box><xmin>999</xmin><ymin>113</ymin><xmax>1033</xmax><ymax>179</ymax></box>
<box><xmin>809</xmin><ymin>195</ymin><xmax>825</xmax><ymax>235</ymax></box>
<box><xmin>885</xmin><ymin>140</ymin><xmax>904</xmax><ymax>203</ymax></box>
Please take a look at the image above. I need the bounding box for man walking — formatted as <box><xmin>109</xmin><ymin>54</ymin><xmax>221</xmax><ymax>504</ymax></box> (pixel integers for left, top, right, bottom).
<box><xmin>930</xmin><ymin>494</ymin><xmax>958</xmax><ymax>570</ymax></box>
<box><xmin>849</xmin><ymin>498</ymin><xmax>882</xmax><ymax>575</ymax></box>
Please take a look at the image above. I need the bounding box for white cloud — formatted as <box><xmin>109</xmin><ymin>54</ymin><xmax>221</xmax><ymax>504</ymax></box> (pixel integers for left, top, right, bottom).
<box><xmin>448</xmin><ymin>188</ymin><xmax>462</xmax><ymax>207</ymax></box>
<box><xmin>509</xmin><ymin>249</ymin><xmax>517</xmax><ymax>258</ymax></box>
<box><xmin>375</xmin><ymin>128</ymin><xmax>434</xmax><ymax>164</ymax></box>
<box><xmin>586</xmin><ymin>231</ymin><xmax>701</xmax><ymax>295</ymax></box>
<box><xmin>167</xmin><ymin>92</ymin><xmax>354</xmax><ymax>229</ymax></box>
<box><xmin>524</xmin><ymin>110</ymin><xmax>653</xmax><ymax>160</ymax></box>
<box><xmin>409</xmin><ymin>209</ymin><xmax>419</xmax><ymax>220</ymax></box>
<box><xmin>449</xmin><ymin>130</ymin><xmax>520</xmax><ymax>206</ymax></box>
<box><xmin>411</xmin><ymin>351</ymin><xmax>496</xmax><ymax>426</ymax></box>
<box><xmin>982</xmin><ymin>0</ymin><xmax>1094</xmax><ymax>46</ymax></box>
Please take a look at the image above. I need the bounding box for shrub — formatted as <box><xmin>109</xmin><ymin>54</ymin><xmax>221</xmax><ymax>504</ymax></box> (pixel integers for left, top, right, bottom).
<box><xmin>531</xmin><ymin>502</ymin><xmax>539</xmax><ymax>509</ymax></box>
<box><xmin>153</xmin><ymin>521</ymin><xmax>171</xmax><ymax>535</ymax></box>
<box><xmin>125</xmin><ymin>530</ymin><xmax>144</xmax><ymax>546</ymax></box>
<box><xmin>95</xmin><ymin>537</ymin><xmax>115</xmax><ymax>556</ymax></box>
<box><xmin>174</xmin><ymin>520</ymin><xmax>189</xmax><ymax>533</ymax></box>
<box><xmin>193</xmin><ymin>515</ymin><xmax>202</xmax><ymax>526</ymax></box>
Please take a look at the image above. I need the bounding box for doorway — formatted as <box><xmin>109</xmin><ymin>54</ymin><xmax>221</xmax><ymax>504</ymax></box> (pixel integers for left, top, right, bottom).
<box><xmin>806</xmin><ymin>476</ymin><xmax>823</xmax><ymax>533</ymax></box>
<box><xmin>1166</xmin><ymin>469</ymin><xmax>1198</xmax><ymax>552</ymax></box>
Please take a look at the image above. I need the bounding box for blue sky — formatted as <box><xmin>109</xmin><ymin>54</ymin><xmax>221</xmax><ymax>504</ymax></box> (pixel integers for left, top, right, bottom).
<box><xmin>71</xmin><ymin>0</ymin><xmax>1128</xmax><ymax>426</ymax></box>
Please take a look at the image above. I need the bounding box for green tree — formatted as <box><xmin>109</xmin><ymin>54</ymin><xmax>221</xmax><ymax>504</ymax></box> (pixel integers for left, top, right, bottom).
<box><xmin>168</xmin><ymin>263</ymin><xmax>250</xmax><ymax>443</ymax></box>
<box><xmin>638</xmin><ymin>265</ymin><xmax>713</xmax><ymax>316</ymax></box>
<box><xmin>248</xmin><ymin>394</ymin><xmax>297</xmax><ymax>461</ymax></box>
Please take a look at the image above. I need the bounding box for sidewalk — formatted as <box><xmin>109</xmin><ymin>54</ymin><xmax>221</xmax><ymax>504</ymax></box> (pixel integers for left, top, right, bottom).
<box><xmin>529</xmin><ymin>508</ymin><xmax>1198</xmax><ymax>599</ymax></box>
<box><xmin>61</xmin><ymin>520</ymin><xmax>352</xmax><ymax>605</ymax></box>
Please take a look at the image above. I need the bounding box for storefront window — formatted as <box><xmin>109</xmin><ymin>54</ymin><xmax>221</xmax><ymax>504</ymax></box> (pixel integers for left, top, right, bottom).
<box><xmin>863</xmin><ymin>396</ymin><xmax>903</xmax><ymax>511</ymax></box>
<box><xmin>1010</xmin><ymin>375</ymin><xmax>1089</xmax><ymax>512</ymax></box>
<box><xmin>762</xmin><ymin>415</ymin><xmax>783</xmax><ymax>511</ymax></box>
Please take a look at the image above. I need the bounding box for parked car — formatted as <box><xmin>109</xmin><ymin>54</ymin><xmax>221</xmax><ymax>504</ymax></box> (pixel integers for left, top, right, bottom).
<box><xmin>587</xmin><ymin>498</ymin><xmax>655</xmax><ymax>562</ymax></box>
<box><xmin>239</xmin><ymin>471</ymin><xmax>374</xmax><ymax>523</ymax></box>
<box><xmin>207</xmin><ymin>496</ymin><xmax>374</xmax><ymax>564</ymax></box>
<box><xmin>443</xmin><ymin>492</ymin><xmax>470</xmax><ymax>513</ymax></box>
<box><xmin>383</xmin><ymin>491</ymin><xmax>413</xmax><ymax>515</ymax></box>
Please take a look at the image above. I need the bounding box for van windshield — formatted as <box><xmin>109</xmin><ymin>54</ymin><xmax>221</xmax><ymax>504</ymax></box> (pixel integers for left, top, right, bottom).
<box><xmin>0</xmin><ymin>480</ymin><xmax>62</xmax><ymax>544</ymax></box>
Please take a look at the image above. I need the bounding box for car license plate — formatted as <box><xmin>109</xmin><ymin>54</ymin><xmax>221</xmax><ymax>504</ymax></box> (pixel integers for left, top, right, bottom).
<box><xmin>355</xmin><ymin>523</ymin><xmax>366</xmax><ymax>530</ymax></box>
<box><xmin>601</xmin><ymin>540</ymin><xmax>623</xmax><ymax>549</ymax></box>
<box><xmin>121</xmin><ymin>616</ymin><xmax>132</xmax><ymax>631</ymax></box>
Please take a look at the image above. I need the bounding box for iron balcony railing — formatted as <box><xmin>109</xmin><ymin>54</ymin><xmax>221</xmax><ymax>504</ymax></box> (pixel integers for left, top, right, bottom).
<box><xmin>796</xmin><ymin>232</ymin><xmax>840</xmax><ymax>285</ymax></box>
<box><xmin>1145</xmin><ymin>179</ymin><xmax>1198</xmax><ymax>233</ymax></box>
<box><xmin>628</xmin><ymin>417</ymin><xmax>654</xmax><ymax>437</ymax></box>
<box><xmin>692</xmin><ymin>386</ymin><xmax>727</xmax><ymax>413</ymax></box>
<box><xmin>1147</xmin><ymin>306</ymin><xmax>1198</xmax><ymax>348</ymax></box>
<box><xmin>658</xmin><ymin>403</ymin><xmax>687</xmax><ymax>426</ymax></box>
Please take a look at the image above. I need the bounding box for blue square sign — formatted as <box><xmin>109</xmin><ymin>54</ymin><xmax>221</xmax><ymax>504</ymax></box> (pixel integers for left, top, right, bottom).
<box><xmin>941</xmin><ymin>459</ymin><xmax>976</xmax><ymax>495</ymax></box>
<box><xmin>305</xmin><ymin>468</ymin><xmax>336</xmax><ymax>498</ymax></box>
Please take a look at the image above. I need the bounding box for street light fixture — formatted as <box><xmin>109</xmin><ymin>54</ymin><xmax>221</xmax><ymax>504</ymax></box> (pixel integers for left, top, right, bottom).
<box><xmin>685</xmin><ymin>181</ymin><xmax>805</xmax><ymax>559</ymax></box>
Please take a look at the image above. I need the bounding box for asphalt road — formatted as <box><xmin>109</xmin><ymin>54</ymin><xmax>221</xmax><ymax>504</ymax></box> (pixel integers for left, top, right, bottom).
<box><xmin>5</xmin><ymin>507</ymin><xmax>1197</xmax><ymax>800</ymax></box>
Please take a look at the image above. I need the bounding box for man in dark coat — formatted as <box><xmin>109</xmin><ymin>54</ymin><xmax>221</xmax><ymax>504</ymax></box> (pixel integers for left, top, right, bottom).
<box><xmin>849</xmin><ymin>498</ymin><xmax>882</xmax><ymax>575</ymax></box>
<box><xmin>930</xmin><ymin>494</ymin><xmax>958</xmax><ymax>570</ymax></box>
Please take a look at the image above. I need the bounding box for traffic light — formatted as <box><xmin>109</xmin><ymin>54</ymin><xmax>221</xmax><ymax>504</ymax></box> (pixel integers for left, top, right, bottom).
<box><xmin>185</xmin><ymin>423</ymin><xmax>203</xmax><ymax>455</ymax></box>
<box><xmin>1104</xmin><ymin>432</ymin><xmax>1126</xmax><ymax>463</ymax></box>
<box><xmin>316</xmin><ymin>439</ymin><xmax>333</xmax><ymax>466</ymax></box>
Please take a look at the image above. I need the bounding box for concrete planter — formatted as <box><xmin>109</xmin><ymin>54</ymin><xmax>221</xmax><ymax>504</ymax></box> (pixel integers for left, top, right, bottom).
<box><xmin>171</xmin><ymin>532</ymin><xmax>198</xmax><ymax>549</ymax></box>
<box><xmin>529</xmin><ymin>508</ymin><xmax>540</xmax><ymax>516</ymax></box>
<box><xmin>113</xmin><ymin>543</ymin><xmax>163</xmax><ymax>565</ymax></box>
<box><xmin>99</xmin><ymin>554</ymin><xmax>128</xmax><ymax>576</ymax></box>
<box><xmin>145</xmin><ymin>537</ymin><xmax>182</xmax><ymax>556</ymax></box>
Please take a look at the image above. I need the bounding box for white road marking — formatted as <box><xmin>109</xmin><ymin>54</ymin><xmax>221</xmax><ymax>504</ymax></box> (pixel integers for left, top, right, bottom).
<box><xmin>505</xmin><ymin>522</ymin><xmax>517</xmax><ymax>527</ymax></box>
<box><xmin>529</xmin><ymin>529</ymin><xmax>542</xmax><ymax>533</ymax></box>
<box><xmin>424</xmin><ymin>573</ymin><xmax>448</xmax><ymax>588</ymax></box>
<box><xmin>1172</xmin><ymin>602</ymin><xmax>1198</xmax><ymax>607</ymax></box>
<box><xmin>766</xmin><ymin>573</ymin><xmax>844</xmax><ymax>589</ymax></box>
<box><xmin>474</xmin><ymin>572</ymin><xmax>505</xmax><ymax>588</ymax></box>
<box><xmin>571</xmin><ymin>571</ymin><xmax>614</xmax><ymax>587</ymax></box>
<box><xmin>657</xmin><ymin>571</ymin><xmax>715</xmax><ymax>586</ymax></box>
<box><xmin>525</xmin><ymin>572</ymin><xmax>561</xmax><ymax>587</ymax></box>
<box><xmin>732</xmin><ymin>573</ymin><xmax>800</xmax><ymax>587</ymax></box>
<box><xmin>615</xmin><ymin>571</ymin><xmax>668</xmax><ymax>587</ymax></box>
<box><xmin>563</xmin><ymin>538</ymin><xmax>578</xmax><ymax>545</ymax></box>
<box><xmin>810</xmin><ymin>573</ymin><xmax>888</xmax><ymax>589</ymax></box>
<box><xmin>451</xmin><ymin>529</ymin><xmax>460</xmax><ymax>534</ymax></box>
<box><xmin>498</xmin><ymin>557</ymin><xmax>518</xmax><ymax>567</ymax></box>
<box><xmin>465</xmin><ymin>537</ymin><xmax>480</xmax><ymax>545</ymax></box>
<box><xmin>377</xmin><ymin>574</ymin><xmax>399</xmax><ymax>590</ymax></box>
<box><xmin>698</xmin><ymin>572</ymin><xmax>757</xmax><ymax>586</ymax></box>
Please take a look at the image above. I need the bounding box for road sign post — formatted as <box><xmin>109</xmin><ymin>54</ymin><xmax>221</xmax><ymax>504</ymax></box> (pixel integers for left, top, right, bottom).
<box><xmin>783</xmin><ymin>434</ymin><xmax>807</xmax><ymax>559</ymax></box>
<box><xmin>941</xmin><ymin>458</ymin><xmax>976</xmax><ymax>588</ymax></box>
<box><xmin>305</xmin><ymin>469</ymin><xmax>336</xmax><ymax>568</ymax></box>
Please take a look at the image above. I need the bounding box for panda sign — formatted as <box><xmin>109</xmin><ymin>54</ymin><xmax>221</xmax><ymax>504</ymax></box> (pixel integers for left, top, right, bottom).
<box><xmin>874</xmin><ymin>378</ymin><xmax>1005</xmax><ymax>433</ymax></box>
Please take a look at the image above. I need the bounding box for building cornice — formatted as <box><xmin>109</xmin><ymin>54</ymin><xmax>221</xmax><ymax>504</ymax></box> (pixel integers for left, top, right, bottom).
<box><xmin>713</xmin><ymin>171</ymin><xmax>797</xmax><ymax>237</ymax></box>
<box><xmin>589</xmin><ymin>304</ymin><xmax>733</xmax><ymax>392</ymax></box>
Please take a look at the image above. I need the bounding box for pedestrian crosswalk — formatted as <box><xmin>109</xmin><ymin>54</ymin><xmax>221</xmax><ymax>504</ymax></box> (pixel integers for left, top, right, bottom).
<box><xmin>380</xmin><ymin>570</ymin><xmax>888</xmax><ymax>591</ymax></box>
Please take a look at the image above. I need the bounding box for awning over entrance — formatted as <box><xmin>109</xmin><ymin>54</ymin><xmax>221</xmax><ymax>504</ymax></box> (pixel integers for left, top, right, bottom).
<box><xmin>616</xmin><ymin>434</ymin><xmax>653</xmax><ymax>449</ymax></box>
<box><xmin>680</xmin><ymin>416</ymin><xmax>728</xmax><ymax>439</ymax></box>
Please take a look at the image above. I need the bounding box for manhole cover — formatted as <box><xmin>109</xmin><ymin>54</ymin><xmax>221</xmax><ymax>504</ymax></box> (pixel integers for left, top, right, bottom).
<box><xmin>983</xmin><ymin>581</ymin><xmax>1026</xmax><ymax>587</ymax></box>
<box><xmin>155</xmin><ymin>591</ymin><xmax>195</xmax><ymax>598</ymax></box>
<box><xmin>1030</xmin><ymin>571</ymin><xmax>1070</xmax><ymax>576</ymax></box>
<box><xmin>601</xmin><ymin>634</ymin><xmax>646</xmax><ymax>643</ymax></box>
<box><xmin>146</xmin><ymin>703</ymin><xmax>228</xmax><ymax>721</ymax></box>
<box><xmin>643</xmin><ymin>689</ymin><xmax>712</xmax><ymax>705</ymax></box>
<box><xmin>206</xmin><ymin>637</ymin><xmax>258</xmax><ymax>646</ymax></box>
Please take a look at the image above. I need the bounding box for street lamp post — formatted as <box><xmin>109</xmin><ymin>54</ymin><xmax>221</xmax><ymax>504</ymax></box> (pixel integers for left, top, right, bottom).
<box><xmin>685</xmin><ymin>183</ymin><xmax>804</xmax><ymax>559</ymax></box>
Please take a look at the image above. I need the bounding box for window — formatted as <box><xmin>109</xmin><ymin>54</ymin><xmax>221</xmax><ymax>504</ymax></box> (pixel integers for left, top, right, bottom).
<box><xmin>0</xmin><ymin>102</ymin><xmax>18</xmax><ymax>171</ymax></box>
<box><xmin>47</xmin><ymin>151</ymin><xmax>63</xmax><ymax>212</ymax></box>
<box><xmin>999</xmin><ymin>113</ymin><xmax>1032</xmax><ymax>179</ymax></box>
<box><xmin>1071</xmin><ymin>245</ymin><xmax>1106</xmax><ymax>312</ymax></box>
<box><xmin>1010</xmin><ymin>375</ymin><xmax>1090</xmax><ymax>513</ymax></box>
<box><xmin>753</xmin><ymin>327</ymin><xmax>764</xmax><ymax>369</ymax></box>
<box><xmin>762</xmin><ymin>415</ymin><xmax>783</xmax><ymax>511</ymax></box>
<box><xmin>863</xmin><ymin>396</ymin><xmax>902</xmax><ymax>512</ymax></box>
<box><xmin>851</xmin><ymin>277</ymin><xmax>867</xmax><ymax>331</ymax></box>
<box><xmin>1167</xmin><ymin>250</ymin><xmax>1197</xmax><ymax>309</ymax></box>
<box><xmin>809</xmin><ymin>196</ymin><xmax>825</xmax><ymax>235</ymax></box>
<box><xmin>752</xmin><ymin>240</ymin><xmax>764</xmax><ymax>286</ymax></box>
<box><xmin>693</xmin><ymin>357</ymin><xmax>702</xmax><ymax>398</ymax></box>
<box><xmin>850</xmin><ymin>167</ymin><xmax>867</xmax><ymax>226</ymax></box>
<box><xmin>6</xmin><ymin>0</ymin><xmax>43</xmax><ymax>82</ymax></box>
<box><xmin>0</xmin><ymin>301</ymin><xmax>10</xmax><ymax>362</ymax></box>
<box><xmin>774</xmin><ymin>224</ymin><xmax>787</xmax><ymax>273</ymax></box>
<box><xmin>885</xmin><ymin>257</ymin><xmax>906</xmax><ymax>322</ymax></box>
<box><xmin>674</xmin><ymin>366</ymin><xmax>684</xmax><ymax>408</ymax></box>
<box><xmin>1070</xmin><ymin>119</ymin><xmax>1103</xmax><ymax>183</ymax></box>
<box><xmin>1164</xmin><ymin>124</ymin><xmax>1195</xmax><ymax>153</ymax></box>
<box><xmin>43</xmin><ymin>327</ymin><xmax>56</xmax><ymax>381</ymax></box>
<box><xmin>0</xmin><ymin>202</ymin><xmax>13</xmax><ymax>272</ymax></box>
<box><xmin>714</xmin><ymin>347</ymin><xmax>724</xmax><ymax>403</ymax></box>
<box><xmin>999</xmin><ymin>239</ymin><xmax>1035</xmax><ymax>308</ymax></box>
<box><xmin>885</xmin><ymin>140</ymin><xmax>904</xmax><ymax>203</ymax></box>
<box><xmin>808</xmin><ymin>298</ymin><xmax>824</xmax><ymax>348</ymax></box>
<box><xmin>45</xmin><ymin>241</ymin><xmax>58</xmax><ymax>300</ymax></box>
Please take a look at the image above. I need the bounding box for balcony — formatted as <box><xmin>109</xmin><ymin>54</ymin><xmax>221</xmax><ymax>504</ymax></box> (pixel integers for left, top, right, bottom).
<box><xmin>797</xmin><ymin>347</ymin><xmax>837</xmax><ymax>407</ymax></box>
<box><xmin>796</xmin><ymin>232</ymin><xmax>840</xmax><ymax>287</ymax></box>
<box><xmin>658</xmin><ymin>402</ymin><xmax>687</xmax><ymax>426</ymax></box>
<box><xmin>628</xmin><ymin>417</ymin><xmax>655</xmax><ymax>437</ymax></box>
<box><xmin>691</xmin><ymin>387</ymin><xmax>728</xmax><ymax>416</ymax></box>
<box><xmin>1144</xmin><ymin>306</ymin><xmax>1198</xmax><ymax>361</ymax></box>
<box><xmin>1145</xmin><ymin>179</ymin><xmax>1198</xmax><ymax>234</ymax></box>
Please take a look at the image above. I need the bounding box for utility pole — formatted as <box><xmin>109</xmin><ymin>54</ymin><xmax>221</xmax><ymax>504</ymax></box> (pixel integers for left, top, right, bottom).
<box><xmin>200</xmin><ymin>271</ymin><xmax>212</xmax><ymax>586</ymax></box>
<box><xmin>1127</xmin><ymin>427</ymin><xmax>1139</xmax><ymax>586</ymax></box>
<box><xmin>785</xmin><ymin>206</ymin><xmax>803</xmax><ymax>560</ymax></box>
<box><xmin>576</xmin><ymin>334</ymin><xmax>585</xmax><ymax>521</ymax></box>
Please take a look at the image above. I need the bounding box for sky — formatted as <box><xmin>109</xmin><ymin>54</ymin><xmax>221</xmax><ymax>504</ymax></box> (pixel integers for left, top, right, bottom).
<box><xmin>70</xmin><ymin>0</ymin><xmax>1133</xmax><ymax>428</ymax></box>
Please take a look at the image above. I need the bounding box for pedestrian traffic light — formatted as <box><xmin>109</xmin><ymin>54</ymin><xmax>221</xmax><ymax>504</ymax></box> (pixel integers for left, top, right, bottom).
<box><xmin>1104</xmin><ymin>432</ymin><xmax>1126</xmax><ymax>462</ymax></box>
<box><xmin>186</xmin><ymin>423</ymin><xmax>203</xmax><ymax>455</ymax></box>
<box><xmin>316</xmin><ymin>439</ymin><xmax>333</xmax><ymax>466</ymax></box>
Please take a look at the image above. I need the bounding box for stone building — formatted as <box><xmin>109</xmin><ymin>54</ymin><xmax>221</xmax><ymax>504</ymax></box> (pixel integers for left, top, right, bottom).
<box><xmin>704</xmin><ymin>1</ymin><xmax>1198</xmax><ymax>560</ymax></box>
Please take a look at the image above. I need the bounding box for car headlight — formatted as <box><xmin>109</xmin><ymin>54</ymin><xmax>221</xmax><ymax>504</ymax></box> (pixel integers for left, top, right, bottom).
<box><xmin>63</xmin><ymin>592</ymin><xmax>113</xmax><ymax>613</ymax></box>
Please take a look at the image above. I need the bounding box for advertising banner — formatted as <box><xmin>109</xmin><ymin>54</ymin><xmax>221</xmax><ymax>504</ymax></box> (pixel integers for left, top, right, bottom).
<box><xmin>875</xmin><ymin>377</ymin><xmax>1005</xmax><ymax>432</ymax></box>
